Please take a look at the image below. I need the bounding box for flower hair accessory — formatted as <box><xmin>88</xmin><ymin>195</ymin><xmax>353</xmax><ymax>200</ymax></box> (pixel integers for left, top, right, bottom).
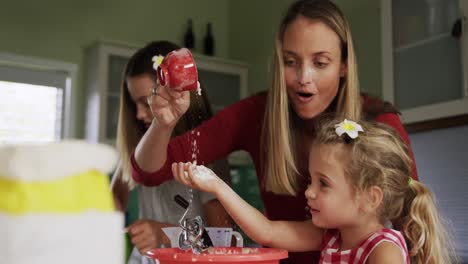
<box><xmin>335</xmin><ymin>119</ymin><xmax>364</xmax><ymax>140</ymax></box>
<box><xmin>152</xmin><ymin>55</ymin><xmax>164</xmax><ymax>70</ymax></box>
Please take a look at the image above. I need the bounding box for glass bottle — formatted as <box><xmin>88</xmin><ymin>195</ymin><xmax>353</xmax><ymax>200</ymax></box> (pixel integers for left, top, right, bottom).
<box><xmin>204</xmin><ymin>23</ymin><xmax>214</xmax><ymax>56</ymax></box>
<box><xmin>184</xmin><ymin>19</ymin><xmax>195</xmax><ymax>50</ymax></box>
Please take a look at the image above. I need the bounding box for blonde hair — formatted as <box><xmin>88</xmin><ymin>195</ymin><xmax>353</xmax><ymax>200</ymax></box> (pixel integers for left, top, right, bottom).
<box><xmin>116</xmin><ymin>41</ymin><xmax>213</xmax><ymax>188</ymax></box>
<box><xmin>313</xmin><ymin>118</ymin><xmax>459</xmax><ymax>264</ymax></box>
<box><xmin>262</xmin><ymin>0</ymin><xmax>362</xmax><ymax>195</ymax></box>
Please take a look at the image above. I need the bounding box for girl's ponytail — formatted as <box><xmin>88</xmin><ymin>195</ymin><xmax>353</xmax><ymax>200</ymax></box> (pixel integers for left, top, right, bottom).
<box><xmin>400</xmin><ymin>180</ymin><xmax>458</xmax><ymax>264</ymax></box>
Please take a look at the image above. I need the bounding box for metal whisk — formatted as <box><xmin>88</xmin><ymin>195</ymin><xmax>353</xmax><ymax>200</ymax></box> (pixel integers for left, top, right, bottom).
<box><xmin>174</xmin><ymin>194</ymin><xmax>213</xmax><ymax>253</ymax></box>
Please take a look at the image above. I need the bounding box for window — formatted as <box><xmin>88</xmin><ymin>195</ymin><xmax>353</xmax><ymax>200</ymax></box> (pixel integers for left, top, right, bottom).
<box><xmin>0</xmin><ymin>81</ymin><xmax>62</xmax><ymax>143</ymax></box>
<box><xmin>0</xmin><ymin>53</ymin><xmax>77</xmax><ymax>144</ymax></box>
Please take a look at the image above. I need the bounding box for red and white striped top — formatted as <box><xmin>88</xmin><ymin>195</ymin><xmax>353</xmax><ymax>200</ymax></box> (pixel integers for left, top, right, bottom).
<box><xmin>319</xmin><ymin>228</ymin><xmax>410</xmax><ymax>264</ymax></box>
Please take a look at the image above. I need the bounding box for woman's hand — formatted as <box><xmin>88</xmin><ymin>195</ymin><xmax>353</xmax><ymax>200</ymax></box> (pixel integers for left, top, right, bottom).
<box><xmin>126</xmin><ymin>219</ymin><xmax>171</xmax><ymax>255</ymax></box>
<box><xmin>134</xmin><ymin>84</ymin><xmax>189</xmax><ymax>175</ymax></box>
<box><xmin>172</xmin><ymin>162</ymin><xmax>221</xmax><ymax>194</ymax></box>
<box><xmin>148</xmin><ymin>84</ymin><xmax>190</xmax><ymax>128</ymax></box>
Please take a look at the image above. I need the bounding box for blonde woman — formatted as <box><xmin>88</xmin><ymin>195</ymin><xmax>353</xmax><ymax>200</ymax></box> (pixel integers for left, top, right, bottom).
<box><xmin>110</xmin><ymin>41</ymin><xmax>232</xmax><ymax>264</ymax></box>
<box><xmin>132</xmin><ymin>1</ymin><xmax>418</xmax><ymax>263</ymax></box>
<box><xmin>173</xmin><ymin>118</ymin><xmax>457</xmax><ymax>264</ymax></box>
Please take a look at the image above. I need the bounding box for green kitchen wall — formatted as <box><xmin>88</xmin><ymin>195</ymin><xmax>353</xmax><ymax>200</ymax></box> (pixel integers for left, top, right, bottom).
<box><xmin>334</xmin><ymin>0</ymin><xmax>382</xmax><ymax>98</ymax></box>
<box><xmin>228</xmin><ymin>0</ymin><xmax>295</xmax><ymax>94</ymax></box>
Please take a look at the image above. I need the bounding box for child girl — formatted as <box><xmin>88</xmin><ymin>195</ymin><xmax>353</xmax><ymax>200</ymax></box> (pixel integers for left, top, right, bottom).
<box><xmin>172</xmin><ymin>118</ymin><xmax>457</xmax><ymax>264</ymax></box>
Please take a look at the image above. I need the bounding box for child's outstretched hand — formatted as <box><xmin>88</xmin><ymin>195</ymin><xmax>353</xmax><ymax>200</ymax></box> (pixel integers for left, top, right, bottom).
<box><xmin>172</xmin><ymin>162</ymin><xmax>221</xmax><ymax>194</ymax></box>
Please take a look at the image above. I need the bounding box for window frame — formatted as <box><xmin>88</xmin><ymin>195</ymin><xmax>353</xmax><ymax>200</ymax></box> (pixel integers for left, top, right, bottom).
<box><xmin>0</xmin><ymin>52</ymin><xmax>78</xmax><ymax>139</ymax></box>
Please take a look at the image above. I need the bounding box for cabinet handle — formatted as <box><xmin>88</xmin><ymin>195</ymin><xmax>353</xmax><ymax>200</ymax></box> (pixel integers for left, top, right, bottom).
<box><xmin>451</xmin><ymin>17</ymin><xmax>463</xmax><ymax>38</ymax></box>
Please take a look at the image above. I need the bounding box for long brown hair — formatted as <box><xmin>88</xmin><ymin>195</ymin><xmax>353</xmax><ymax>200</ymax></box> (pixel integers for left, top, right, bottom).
<box><xmin>116</xmin><ymin>41</ymin><xmax>213</xmax><ymax>186</ymax></box>
<box><xmin>262</xmin><ymin>0</ymin><xmax>362</xmax><ymax>195</ymax></box>
<box><xmin>314</xmin><ymin>118</ymin><xmax>458</xmax><ymax>264</ymax></box>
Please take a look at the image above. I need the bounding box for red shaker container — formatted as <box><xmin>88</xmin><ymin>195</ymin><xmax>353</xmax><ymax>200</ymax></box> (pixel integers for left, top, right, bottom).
<box><xmin>156</xmin><ymin>48</ymin><xmax>199</xmax><ymax>91</ymax></box>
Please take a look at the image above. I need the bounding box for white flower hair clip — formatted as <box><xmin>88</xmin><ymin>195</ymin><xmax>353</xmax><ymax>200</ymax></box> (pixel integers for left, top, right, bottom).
<box><xmin>335</xmin><ymin>119</ymin><xmax>364</xmax><ymax>140</ymax></box>
<box><xmin>152</xmin><ymin>55</ymin><xmax>164</xmax><ymax>71</ymax></box>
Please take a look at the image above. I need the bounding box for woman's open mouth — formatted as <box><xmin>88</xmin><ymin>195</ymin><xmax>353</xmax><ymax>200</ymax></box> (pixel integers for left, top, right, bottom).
<box><xmin>297</xmin><ymin>92</ymin><xmax>314</xmax><ymax>103</ymax></box>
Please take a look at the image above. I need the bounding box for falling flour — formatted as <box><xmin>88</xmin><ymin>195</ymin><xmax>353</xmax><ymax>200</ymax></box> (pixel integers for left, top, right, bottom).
<box><xmin>196</xmin><ymin>81</ymin><xmax>202</xmax><ymax>96</ymax></box>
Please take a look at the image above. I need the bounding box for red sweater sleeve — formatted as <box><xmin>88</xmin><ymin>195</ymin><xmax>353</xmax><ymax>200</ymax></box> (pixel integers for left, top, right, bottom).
<box><xmin>131</xmin><ymin>94</ymin><xmax>266</xmax><ymax>186</ymax></box>
<box><xmin>374</xmin><ymin>113</ymin><xmax>419</xmax><ymax>180</ymax></box>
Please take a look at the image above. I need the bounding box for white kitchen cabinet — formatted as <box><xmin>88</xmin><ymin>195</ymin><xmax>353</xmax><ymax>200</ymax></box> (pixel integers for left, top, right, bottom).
<box><xmin>84</xmin><ymin>42</ymin><xmax>248</xmax><ymax>146</ymax></box>
<box><xmin>84</xmin><ymin>43</ymin><xmax>134</xmax><ymax>145</ymax></box>
<box><xmin>381</xmin><ymin>0</ymin><xmax>468</xmax><ymax>124</ymax></box>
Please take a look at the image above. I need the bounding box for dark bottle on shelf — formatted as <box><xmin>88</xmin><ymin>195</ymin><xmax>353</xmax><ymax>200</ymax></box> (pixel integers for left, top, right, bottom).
<box><xmin>204</xmin><ymin>23</ymin><xmax>214</xmax><ymax>56</ymax></box>
<box><xmin>184</xmin><ymin>18</ymin><xmax>195</xmax><ymax>50</ymax></box>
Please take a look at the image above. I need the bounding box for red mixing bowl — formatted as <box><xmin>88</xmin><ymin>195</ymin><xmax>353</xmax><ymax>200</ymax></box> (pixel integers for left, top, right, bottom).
<box><xmin>146</xmin><ymin>247</ymin><xmax>288</xmax><ymax>264</ymax></box>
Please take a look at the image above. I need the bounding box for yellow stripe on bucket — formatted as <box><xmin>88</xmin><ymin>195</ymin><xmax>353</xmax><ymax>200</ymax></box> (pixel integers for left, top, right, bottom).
<box><xmin>0</xmin><ymin>170</ymin><xmax>114</xmax><ymax>214</ymax></box>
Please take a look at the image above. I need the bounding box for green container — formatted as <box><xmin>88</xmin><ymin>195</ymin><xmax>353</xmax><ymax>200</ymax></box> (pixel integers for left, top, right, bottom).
<box><xmin>230</xmin><ymin>164</ymin><xmax>264</xmax><ymax>246</ymax></box>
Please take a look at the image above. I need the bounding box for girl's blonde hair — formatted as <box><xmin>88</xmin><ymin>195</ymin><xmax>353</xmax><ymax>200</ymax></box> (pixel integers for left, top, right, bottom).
<box><xmin>314</xmin><ymin>117</ymin><xmax>458</xmax><ymax>264</ymax></box>
<box><xmin>116</xmin><ymin>41</ymin><xmax>213</xmax><ymax>188</ymax></box>
<box><xmin>262</xmin><ymin>0</ymin><xmax>362</xmax><ymax>195</ymax></box>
